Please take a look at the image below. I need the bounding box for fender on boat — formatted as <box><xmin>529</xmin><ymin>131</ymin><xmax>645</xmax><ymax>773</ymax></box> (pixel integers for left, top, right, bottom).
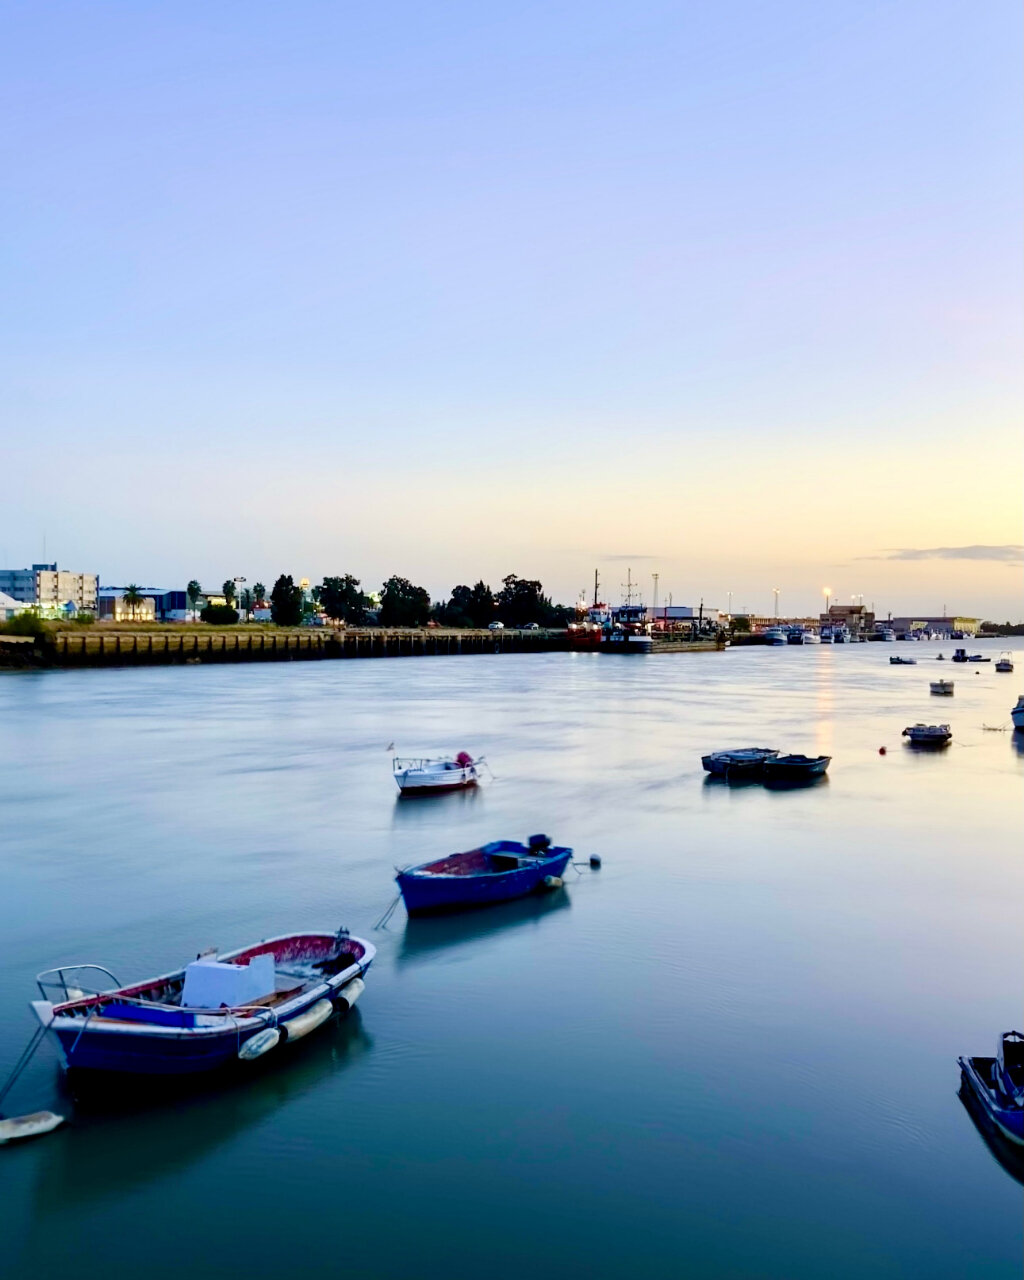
<box><xmin>238</xmin><ymin>1027</ymin><xmax>280</xmax><ymax>1061</ymax></box>
<box><xmin>0</xmin><ymin>1110</ymin><xmax>65</xmax><ymax>1145</ymax></box>
<box><xmin>280</xmin><ymin>998</ymin><xmax>333</xmax><ymax>1044</ymax></box>
<box><xmin>334</xmin><ymin>978</ymin><xmax>365</xmax><ymax>1013</ymax></box>
<box><xmin>542</xmin><ymin>875</ymin><xmax>563</xmax><ymax>889</ymax></box>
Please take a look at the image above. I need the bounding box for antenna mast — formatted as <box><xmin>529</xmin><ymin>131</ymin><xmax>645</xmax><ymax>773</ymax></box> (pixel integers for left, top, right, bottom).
<box><xmin>651</xmin><ymin>573</ymin><xmax>659</xmax><ymax>611</ymax></box>
<box><xmin>593</xmin><ymin>569</ymin><xmax>600</xmax><ymax>608</ymax></box>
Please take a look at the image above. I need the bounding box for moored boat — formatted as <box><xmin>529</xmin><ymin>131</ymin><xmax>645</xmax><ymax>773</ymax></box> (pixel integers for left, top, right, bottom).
<box><xmin>995</xmin><ymin>652</ymin><xmax>1014</xmax><ymax>673</ymax></box>
<box><xmin>890</xmin><ymin>655</ymin><xmax>917</xmax><ymax>665</ymax></box>
<box><xmin>393</xmin><ymin>752</ymin><xmax>482</xmax><ymax>795</ymax></box>
<box><xmin>901</xmin><ymin>723</ymin><xmax>952</xmax><ymax>747</ymax></box>
<box><xmin>30</xmin><ymin>931</ymin><xmax>374</xmax><ymax>1077</ymax></box>
<box><xmin>1012</xmin><ymin>695</ymin><xmax>1024</xmax><ymax>731</ymax></box>
<box><xmin>952</xmin><ymin>648</ymin><xmax>969</xmax><ymax>663</ymax></box>
<box><xmin>701</xmin><ymin>747</ymin><xmax>779</xmax><ymax>778</ymax></box>
<box><xmin>395</xmin><ymin>835</ymin><xmax>573</xmax><ymax>914</ymax></box>
<box><xmin>762</xmin><ymin>627</ymin><xmax>787</xmax><ymax>646</ymax></box>
<box><xmin>762</xmin><ymin>754</ymin><xmax>830</xmax><ymax>783</ymax></box>
<box><xmin>930</xmin><ymin>679</ymin><xmax>954</xmax><ymax>696</ymax></box>
<box><xmin>958</xmin><ymin>1032</ymin><xmax>1024</xmax><ymax>1148</ymax></box>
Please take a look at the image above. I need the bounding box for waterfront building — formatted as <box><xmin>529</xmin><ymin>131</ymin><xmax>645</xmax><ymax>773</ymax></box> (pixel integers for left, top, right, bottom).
<box><xmin>819</xmin><ymin>604</ymin><xmax>875</xmax><ymax>638</ymax></box>
<box><xmin>98</xmin><ymin>588</ymin><xmax>188</xmax><ymax>622</ymax></box>
<box><xmin>887</xmin><ymin>615</ymin><xmax>979</xmax><ymax>637</ymax></box>
<box><xmin>0</xmin><ymin>563</ymin><xmax>98</xmax><ymax>613</ymax></box>
<box><xmin>0</xmin><ymin>589</ymin><xmax>23</xmax><ymax>620</ymax></box>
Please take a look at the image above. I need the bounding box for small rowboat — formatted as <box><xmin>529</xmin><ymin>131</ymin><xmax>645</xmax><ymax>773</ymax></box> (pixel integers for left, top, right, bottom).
<box><xmin>762</xmin><ymin>754</ymin><xmax>830</xmax><ymax>783</ymax></box>
<box><xmin>1012</xmin><ymin>696</ymin><xmax>1024</xmax><ymax>731</ymax></box>
<box><xmin>959</xmin><ymin>1032</ymin><xmax>1024</xmax><ymax>1148</ymax></box>
<box><xmin>902</xmin><ymin>723</ymin><xmax>952</xmax><ymax>747</ymax></box>
<box><xmin>995</xmin><ymin>652</ymin><xmax>1014</xmax><ymax>673</ymax></box>
<box><xmin>393</xmin><ymin>751</ymin><xmax>482</xmax><ymax>795</ymax></box>
<box><xmin>396</xmin><ymin>835</ymin><xmax>572</xmax><ymax>914</ymax></box>
<box><xmin>31</xmin><ymin>931</ymin><xmax>374</xmax><ymax>1077</ymax></box>
<box><xmin>930</xmin><ymin>679</ymin><xmax>955</xmax><ymax>696</ymax></box>
<box><xmin>890</xmin><ymin>655</ymin><xmax>917</xmax><ymax>665</ymax></box>
<box><xmin>701</xmin><ymin>748</ymin><xmax>779</xmax><ymax>779</ymax></box>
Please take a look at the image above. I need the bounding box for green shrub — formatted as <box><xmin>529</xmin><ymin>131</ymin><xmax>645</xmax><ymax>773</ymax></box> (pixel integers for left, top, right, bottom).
<box><xmin>0</xmin><ymin>612</ymin><xmax>49</xmax><ymax>637</ymax></box>
<box><xmin>199</xmin><ymin>603</ymin><xmax>239</xmax><ymax>625</ymax></box>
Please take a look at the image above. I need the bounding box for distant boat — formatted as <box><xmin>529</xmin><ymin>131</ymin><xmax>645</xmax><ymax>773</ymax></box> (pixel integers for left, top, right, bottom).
<box><xmin>959</xmin><ymin>1031</ymin><xmax>1024</xmax><ymax>1148</ymax></box>
<box><xmin>701</xmin><ymin>748</ymin><xmax>779</xmax><ymax>779</ymax></box>
<box><xmin>762</xmin><ymin>754</ymin><xmax>830</xmax><ymax>783</ymax></box>
<box><xmin>890</xmin><ymin>655</ymin><xmax>917</xmax><ymax>665</ymax></box>
<box><xmin>878</xmin><ymin>628</ymin><xmax>896</xmax><ymax>642</ymax></box>
<box><xmin>393</xmin><ymin>752</ymin><xmax>482</xmax><ymax>795</ymax></box>
<box><xmin>902</xmin><ymin>723</ymin><xmax>952</xmax><ymax>747</ymax></box>
<box><xmin>995</xmin><ymin>652</ymin><xmax>1014</xmax><ymax>673</ymax></box>
<box><xmin>395</xmin><ymin>836</ymin><xmax>573</xmax><ymax>914</ymax></box>
<box><xmin>800</xmin><ymin>630</ymin><xmax>821</xmax><ymax>645</ymax></box>
<box><xmin>930</xmin><ymin>679</ymin><xmax>955</xmax><ymax>696</ymax></box>
<box><xmin>1012</xmin><ymin>696</ymin><xmax>1024</xmax><ymax>731</ymax></box>
<box><xmin>832</xmin><ymin>626</ymin><xmax>849</xmax><ymax>643</ymax></box>
<box><xmin>819</xmin><ymin>626</ymin><xmax>833</xmax><ymax>644</ymax></box>
<box><xmin>763</xmin><ymin>627</ymin><xmax>787</xmax><ymax>646</ymax></box>
<box><xmin>31</xmin><ymin>931</ymin><xmax>373</xmax><ymax>1077</ymax></box>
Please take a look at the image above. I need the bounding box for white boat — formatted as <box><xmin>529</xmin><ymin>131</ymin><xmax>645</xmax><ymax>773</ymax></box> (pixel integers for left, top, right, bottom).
<box><xmin>930</xmin><ymin>679</ymin><xmax>954</xmax><ymax>696</ymax></box>
<box><xmin>820</xmin><ymin>626</ymin><xmax>833</xmax><ymax>644</ymax></box>
<box><xmin>1012</xmin><ymin>696</ymin><xmax>1024</xmax><ymax>731</ymax></box>
<box><xmin>878</xmin><ymin>628</ymin><xmax>896</xmax><ymax>642</ymax></box>
<box><xmin>833</xmin><ymin>627</ymin><xmax>849</xmax><ymax>644</ymax></box>
<box><xmin>902</xmin><ymin>723</ymin><xmax>952</xmax><ymax>747</ymax></box>
<box><xmin>995</xmin><ymin>652</ymin><xmax>1014</xmax><ymax>673</ymax></box>
<box><xmin>763</xmin><ymin>627</ymin><xmax>787</xmax><ymax>646</ymax></box>
<box><xmin>393</xmin><ymin>752</ymin><xmax>483</xmax><ymax>795</ymax></box>
<box><xmin>800</xmin><ymin>630</ymin><xmax>820</xmax><ymax>645</ymax></box>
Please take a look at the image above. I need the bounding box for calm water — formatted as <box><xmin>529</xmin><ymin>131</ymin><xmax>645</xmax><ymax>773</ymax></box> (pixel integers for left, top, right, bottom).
<box><xmin>1</xmin><ymin>642</ymin><xmax>1022</xmax><ymax>1278</ymax></box>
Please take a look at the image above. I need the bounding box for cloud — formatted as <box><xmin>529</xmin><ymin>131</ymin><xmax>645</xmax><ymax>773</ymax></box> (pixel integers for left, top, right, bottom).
<box><xmin>858</xmin><ymin>545</ymin><xmax>1024</xmax><ymax>564</ymax></box>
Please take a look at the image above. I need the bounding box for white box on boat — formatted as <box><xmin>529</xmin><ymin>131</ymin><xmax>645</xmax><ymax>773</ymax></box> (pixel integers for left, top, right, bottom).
<box><xmin>181</xmin><ymin>953</ymin><xmax>274</xmax><ymax>1009</ymax></box>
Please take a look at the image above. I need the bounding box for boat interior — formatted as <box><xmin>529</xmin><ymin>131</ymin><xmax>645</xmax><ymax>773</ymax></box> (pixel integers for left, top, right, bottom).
<box><xmin>417</xmin><ymin>840</ymin><xmax>559</xmax><ymax>876</ymax></box>
<box><xmin>44</xmin><ymin>934</ymin><xmax>367</xmax><ymax>1021</ymax></box>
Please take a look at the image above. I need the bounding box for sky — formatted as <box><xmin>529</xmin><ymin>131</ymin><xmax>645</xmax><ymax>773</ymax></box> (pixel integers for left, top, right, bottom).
<box><xmin>1</xmin><ymin>1</ymin><xmax>1021</xmax><ymax>619</ymax></box>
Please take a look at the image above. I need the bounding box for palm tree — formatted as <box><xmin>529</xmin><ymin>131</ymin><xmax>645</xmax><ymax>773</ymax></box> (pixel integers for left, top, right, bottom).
<box><xmin>122</xmin><ymin>584</ymin><xmax>144</xmax><ymax>622</ymax></box>
<box><xmin>240</xmin><ymin>587</ymin><xmax>254</xmax><ymax>620</ymax></box>
<box><xmin>253</xmin><ymin>583</ymin><xmax>266</xmax><ymax>608</ymax></box>
<box><xmin>222</xmin><ymin>580</ymin><xmax>236</xmax><ymax>608</ymax></box>
<box><xmin>186</xmin><ymin>579</ymin><xmax>202</xmax><ymax>622</ymax></box>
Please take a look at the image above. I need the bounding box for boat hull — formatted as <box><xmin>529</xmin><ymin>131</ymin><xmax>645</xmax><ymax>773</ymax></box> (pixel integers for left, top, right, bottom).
<box><xmin>763</xmin><ymin>756</ymin><xmax>830</xmax><ymax>783</ymax></box>
<box><xmin>396</xmin><ymin>849</ymin><xmax>572</xmax><ymax>914</ymax></box>
<box><xmin>701</xmin><ymin>749</ymin><xmax>779</xmax><ymax>778</ymax></box>
<box><xmin>959</xmin><ymin>1057</ymin><xmax>1024</xmax><ymax>1146</ymax></box>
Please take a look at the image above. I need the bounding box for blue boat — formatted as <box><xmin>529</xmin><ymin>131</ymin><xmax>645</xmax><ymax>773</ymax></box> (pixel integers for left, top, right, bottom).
<box><xmin>31</xmin><ymin>930</ymin><xmax>374</xmax><ymax>1077</ymax></box>
<box><xmin>959</xmin><ymin>1031</ymin><xmax>1024</xmax><ymax>1149</ymax></box>
<box><xmin>701</xmin><ymin>748</ymin><xmax>779</xmax><ymax>778</ymax></box>
<box><xmin>762</xmin><ymin>753</ymin><xmax>830</xmax><ymax>784</ymax></box>
<box><xmin>395</xmin><ymin>835</ymin><xmax>573</xmax><ymax>914</ymax></box>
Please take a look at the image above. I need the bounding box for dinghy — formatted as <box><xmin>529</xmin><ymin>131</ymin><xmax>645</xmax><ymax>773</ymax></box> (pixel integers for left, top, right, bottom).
<box><xmin>393</xmin><ymin>752</ymin><xmax>483</xmax><ymax>795</ymax></box>
<box><xmin>930</xmin><ymin>680</ymin><xmax>955</xmax><ymax>696</ymax></box>
<box><xmin>30</xmin><ymin>931</ymin><xmax>374</xmax><ymax>1077</ymax></box>
<box><xmin>762</xmin><ymin>754</ymin><xmax>830</xmax><ymax>783</ymax></box>
<box><xmin>959</xmin><ymin>1032</ymin><xmax>1024</xmax><ymax>1148</ymax></box>
<box><xmin>902</xmin><ymin>723</ymin><xmax>952</xmax><ymax>747</ymax></box>
<box><xmin>995</xmin><ymin>652</ymin><xmax>1014</xmax><ymax>673</ymax></box>
<box><xmin>890</xmin><ymin>656</ymin><xmax>917</xmax><ymax>665</ymax></box>
<box><xmin>701</xmin><ymin>748</ymin><xmax>779</xmax><ymax>779</ymax></box>
<box><xmin>1012</xmin><ymin>696</ymin><xmax>1024</xmax><ymax>731</ymax></box>
<box><xmin>396</xmin><ymin>835</ymin><xmax>573</xmax><ymax>914</ymax></box>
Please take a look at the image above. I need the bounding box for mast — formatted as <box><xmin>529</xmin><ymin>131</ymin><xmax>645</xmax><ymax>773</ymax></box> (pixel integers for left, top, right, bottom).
<box><xmin>593</xmin><ymin>569</ymin><xmax>600</xmax><ymax>608</ymax></box>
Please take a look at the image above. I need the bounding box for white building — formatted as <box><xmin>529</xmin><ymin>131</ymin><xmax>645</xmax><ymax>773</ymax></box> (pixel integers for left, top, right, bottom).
<box><xmin>0</xmin><ymin>562</ymin><xmax>98</xmax><ymax>613</ymax></box>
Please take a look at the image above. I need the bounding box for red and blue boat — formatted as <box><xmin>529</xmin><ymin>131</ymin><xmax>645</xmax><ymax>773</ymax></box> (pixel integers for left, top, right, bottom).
<box><xmin>396</xmin><ymin>835</ymin><xmax>572</xmax><ymax>914</ymax></box>
<box><xmin>30</xmin><ymin>930</ymin><xmax>374</xmax><ymax>1077</ymax></box>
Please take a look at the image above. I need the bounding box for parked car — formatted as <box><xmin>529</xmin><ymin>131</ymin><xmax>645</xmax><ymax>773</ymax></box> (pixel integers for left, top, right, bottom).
<box><xmin>488</xmin><ymin>621</ymin><xmax>505</xmax><ymax>631</ymax></box>
<box><xmin>523</xmin><ymin>622</ymin><xmax>540</xmax><ymax>630</ymax></box>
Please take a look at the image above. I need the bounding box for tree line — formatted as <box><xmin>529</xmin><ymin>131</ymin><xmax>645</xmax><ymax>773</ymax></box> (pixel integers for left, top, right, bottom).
<box><xmin>186</xmin><ymin>573</ymin><xmax>572</xmax><ymax>629</ymax></box>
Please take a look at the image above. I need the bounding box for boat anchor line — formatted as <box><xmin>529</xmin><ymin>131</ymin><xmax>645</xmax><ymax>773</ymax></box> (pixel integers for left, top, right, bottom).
<box><xmin>0</xmin><ymin>1017</ymin><xmax>65</xmax><ymax>1146</ymax></box>
<box><xmin>374</xmin><ymin>891</ymin><xmax>403</xmax><ymax>931</ymax></box>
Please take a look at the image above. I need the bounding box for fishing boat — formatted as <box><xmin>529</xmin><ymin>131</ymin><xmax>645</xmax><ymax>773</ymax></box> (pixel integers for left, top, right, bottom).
<box><xmin>890</xmin><ymin>655</ymin><xmax>917</xmax><ymax>665</ymax></box>
<box><xmin>393</xmin><ymin>752</ymin><xmax>482</xmax><ymax>795</ymax></box>
<box><xmin>995</xmin><ymin>652</ymin><xmax>1014</xmax><ymax>673</ymax></box>
<box><xmin>1012</xmin><ymin>696</ymin><xmax>1024</xmax><ymax>730</ymax></box>
<box><xmin>701</xmin><ymin>748</ymin><xmax>780</xmax><ymax>778</ymax></box>
<box><xmin>877</xmin><ymin>627</ymin><xmax>896</xmax><ymax>642</ymax></box>
<box><xmin>800</xmin><ymin>629</ymin><xmax>821</xmax><ymax>644</ymax></box>
<box><xmin>832</xmin><ymin>626</ymin><xmax>849</xmax><ymax>643</ymax></box>
<box><xmin>819</xmin><ymin>626</ymin><xmax>833</xmax><ymax>644</ymax></box>
<box><xmin>762</xmin><ymin>627</ymin><xmax>787</xmax><ymax>646</ymax></box>
<box><xmin>762</xmin><ymin>754</ymin><xmax>830</xmax><ymax>783</ymax></box>
<box><xmin>930</xmin><ymin>679</ymin><xmax>955</xmax><ymax>696</ymax></box>
<box><xmin>30</xmin><ymin>930</ymin><xmax>374</xmax><ymax>1077</ymax></box>
<box><xmin>958</xmin><ymin>1032</ymin><xmax>1024</xmax><ymax>1148</ymax></box>
<box><xmin>901</xmin><ymin>723</ymin><xmax>952</xmax><ymax>747</ymax></box>
<box><xmin>951</xmin><ymin>648</ymin><xmax>969</xmax><ymax>663</ymax></box>
<box><xmin>395</xmin><ymin>835</ymin><xmax>573</xmax><ymax>914</ymax></box>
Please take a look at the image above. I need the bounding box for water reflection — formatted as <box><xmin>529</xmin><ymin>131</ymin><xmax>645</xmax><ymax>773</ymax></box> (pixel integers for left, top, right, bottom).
<box><xmin>1011</xmin><ymin>732</ymin><xmax>1024</xmax><ymax>757</ymax></box>
<box><xmin>391</xmin><ymin>783</ymin><xmax>483</xmax><ymax>824</ymax></box>
<box><xmin>396</xmin><ymin>889</ymin><xmax>571</xmax><ymax>968</ymax></box>
<box><xmin>32</xmin><ymin>1011</ymin><xmax>372</xmax><ymax>1210</ymax></box>
<box><xmin>958</xmin><ymin>1081</ymin><xmax>1024</xmax><ymax>1187</ymax></box>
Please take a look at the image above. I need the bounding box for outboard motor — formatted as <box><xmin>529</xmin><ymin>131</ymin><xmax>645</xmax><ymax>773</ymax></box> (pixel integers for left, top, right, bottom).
<box><xmin>528</xmin><ymin>833</ymin><xmax>551</xmax><ymax>852</ymax></box>
<box><xmin>997</xmin><ymin>1031</ymin><xmax>1024</xmax><ymax>1099</ymax></box>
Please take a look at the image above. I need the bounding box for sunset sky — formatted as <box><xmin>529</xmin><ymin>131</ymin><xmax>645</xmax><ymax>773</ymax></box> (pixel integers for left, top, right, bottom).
<box><xmin>2</xmin><ymin>2</ymin><xmax>1021</xmax><ymax>618</ymax></box>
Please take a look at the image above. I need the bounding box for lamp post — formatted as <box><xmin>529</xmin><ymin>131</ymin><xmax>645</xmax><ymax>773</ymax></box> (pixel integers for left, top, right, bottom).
<box><xmin>823</xmin><ymin>586</ymin><xmax>831</xmax><ymax>620</ymax></box>
<box><xmin>772</xmin><ymin>587</ymin><xmax>780</xmax><ymax>619</ymax></box>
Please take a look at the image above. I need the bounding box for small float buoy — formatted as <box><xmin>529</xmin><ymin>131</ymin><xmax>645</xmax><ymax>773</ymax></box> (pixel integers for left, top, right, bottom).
<box><xmin>879</xmin><ymin>746</ymin><xmax>887</xmax><ymax>755</ymax></box>
<box><xmin>238</xmin><ymin>1028</ymin><xmax>280</xmax><ymax>1061</ymax></box>
<box><xmin>334</xmin><ymin>977</ymin><xmax>365</xmax><ymax>1013</ymax></box>
<box><xmin>0</xmin><ymin>1110</ymin><xmax>65</xmax><ymax>1144</ymax></box>
<box><xmin>589</xmin><ymin>855</ymin><xmax>602</xmax><ymax>869</ymax></box>
<box><xmin>280</xmin><ymin>998</ymin><xmax>333</xmax><ymax>1044</ymax></box>
<box><xmin>542</xmin><ymin>875</ymin><xmax>563</xmax><ymax>889</ymax></box>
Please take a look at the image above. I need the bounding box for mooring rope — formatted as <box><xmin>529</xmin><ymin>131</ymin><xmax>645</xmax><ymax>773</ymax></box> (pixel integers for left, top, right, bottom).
<box><xmin>373</xmin><ymin>893</ymin><xmax>402</xmax><ymax>931</ymax></box>
<box><xmin>0</xmin><ymin>1022</ymin><xmax>50</xmax><ymax>1114</ymax></box>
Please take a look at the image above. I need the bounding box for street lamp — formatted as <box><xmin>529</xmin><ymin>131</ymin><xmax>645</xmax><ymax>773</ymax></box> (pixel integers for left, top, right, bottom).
<box><xmin>823</xmin><ymin>586</ymin><xmax>832</xmax><ymax>618</ymax></box>
<box><xmin>772</xmin><ymin>587</ymin><xmax>780</xmax><ymax>619</ymax></box>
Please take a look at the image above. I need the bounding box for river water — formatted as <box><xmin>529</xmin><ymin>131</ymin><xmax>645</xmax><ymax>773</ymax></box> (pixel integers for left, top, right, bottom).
<box><xmin>1</xmin><ymin>641</ymin><xmax>1021</xmax><ymax>1278</ymax></box>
